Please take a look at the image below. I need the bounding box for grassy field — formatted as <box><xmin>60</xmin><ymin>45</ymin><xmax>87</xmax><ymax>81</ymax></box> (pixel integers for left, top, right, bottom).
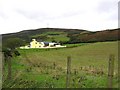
<box><xmin>2</xmin><ymin>41</ymin><xmax>118</xmax><ymax>88</ymax></box>
<box><xmin>31</xmin><ymin>31</ymin><xmax>70</xmax><ymax>42</ymax></box>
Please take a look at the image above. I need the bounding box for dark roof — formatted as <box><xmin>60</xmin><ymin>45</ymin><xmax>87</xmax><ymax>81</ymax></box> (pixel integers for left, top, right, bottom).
<box><xmin>43</xmin><ymin>42</ymin><xmax>50</xmax><ymax>44</ymax></box>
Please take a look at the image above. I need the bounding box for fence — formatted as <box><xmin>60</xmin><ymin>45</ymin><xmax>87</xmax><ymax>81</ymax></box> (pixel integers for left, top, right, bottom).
<box><xmin>2</xmin><ymin>54</ymin><xmax>118</xmax><ymax>88</ymax></box>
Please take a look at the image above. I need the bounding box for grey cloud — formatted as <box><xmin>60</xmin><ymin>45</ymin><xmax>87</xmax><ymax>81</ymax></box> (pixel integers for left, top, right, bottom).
<box><xmin>97</xmin><ymin>1</ymin><xmax>117</xmax><ymax>13</ymax></box>
<box><xmin>15</xmin><ymin>8</ymin><xmax>83</xmax><ymax>22</ymax></box>
<box><xmin>16</xmin><ymin>9</ymin><xmax>48</xmax><ymax>21</ymax></box>
<box><xmin>15</xmin><ymin>9</ymin><xmax>62</xmax><ymax>22</ymax></box>
<box><xmin>96</xmin><ymin>0</ymin><xmax>118</xmax><ymax>21</ymax></box>
<box><xmin>109</xmin><ymin>11</ymin><xmax>118</xmax><ymax>21</ymax></box>
<box><xmin>62</xmin><ymin>10</ymin><xmax>84</xmax><ymax>18</ymax></box>
<box><xmin>0</xmin><ymin>10</ymin><xmax>8</xmax><ymax>19</ymax></box>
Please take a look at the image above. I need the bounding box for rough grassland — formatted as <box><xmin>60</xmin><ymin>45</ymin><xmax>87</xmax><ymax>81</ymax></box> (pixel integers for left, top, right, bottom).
<box><xmin>19</xmin><ymin>41</ymin><xmax>118</xmax><ymax>70</ymax></box>
<box><xmin>3</xmin><ymin>41</ymin><xmax>118</xmax><ymax>88</ymax></box>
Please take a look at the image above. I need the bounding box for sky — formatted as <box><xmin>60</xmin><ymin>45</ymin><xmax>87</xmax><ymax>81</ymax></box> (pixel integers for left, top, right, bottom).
<box><xmin>0</xmin><ymin>0</ymin><xmax>119</xmax><ymax>34</ymax></box>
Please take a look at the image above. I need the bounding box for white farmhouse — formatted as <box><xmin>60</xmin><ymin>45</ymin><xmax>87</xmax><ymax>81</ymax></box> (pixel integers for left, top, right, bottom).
<box><xmin>20</xmin><ymin>39</ymin><xmax>66</xmax><ymax>49</ymax></box>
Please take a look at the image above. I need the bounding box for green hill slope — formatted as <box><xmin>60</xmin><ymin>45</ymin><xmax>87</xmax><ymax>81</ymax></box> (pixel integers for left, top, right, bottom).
<box><xmin>19</xmin><ymin>41</ymin><xmax>118</xmax><ymax>70</ymax></box>
<box><xmin>2</xmin><ymin>28</ymin><xmax>119</xmax><ymax>49</ymax></box>
<box><xmin>3</xmin><ymin>41</ymin><xmax>118</xmax><ymax>88</ymax></box>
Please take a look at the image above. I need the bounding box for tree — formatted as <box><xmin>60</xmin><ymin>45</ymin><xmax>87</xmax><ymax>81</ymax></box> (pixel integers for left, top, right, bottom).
<box><xmin>2</xmin><ymin>38</ymin><xmax>24</xmax><ymax>80</ymax></box>
<box><xmin>3</xmin><ymin>38</ymin><xmax>25</xmax><ymax>50</ymax></box>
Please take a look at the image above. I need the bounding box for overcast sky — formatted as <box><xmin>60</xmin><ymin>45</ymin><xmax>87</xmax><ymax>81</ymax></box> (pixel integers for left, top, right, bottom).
<box><xmin>0</xmin><ymin>0</ymin><xmax>119</xmax><ymax>34</ymax></box>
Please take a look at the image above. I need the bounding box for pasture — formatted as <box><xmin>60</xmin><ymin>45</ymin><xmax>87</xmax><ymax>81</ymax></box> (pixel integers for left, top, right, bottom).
<box><xmin>31</xmin><ymin>31</ymin><xmax>70</xmax><ymax>42</ymax></box>
<box><xmin>2</xmin><ymin>41</ymin><xmax>118</xmax><ymax>88</ymax></box>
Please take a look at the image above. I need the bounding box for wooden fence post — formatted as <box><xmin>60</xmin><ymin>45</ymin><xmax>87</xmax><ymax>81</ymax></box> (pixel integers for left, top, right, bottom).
<box><xmin>66</xmin><ymin>56</ymin><xmax>71</xmax><ymax>88</ymax></box>
<box><xmin>2</xmin><ymin>52</ymin><xmax>5</xmax><ymax>83</ymax></box>
<box><xmin>118</xmin><ymin>56</ymin><xmax>120</xmax><ymax>89</ymax></box>
<box><xmin>7</xmin><ymin>56</ymin><xmax>12</xmax><ymax>80</ymax></box>
<box><xmin>0</xmin><ymin>52</ymin><xmax>3</xmax><ymax>90</ymax></box>
<box><xmin>108</xmin><ymin>54</ymin><xmax>115</xmax><ymax>88</ymax></box>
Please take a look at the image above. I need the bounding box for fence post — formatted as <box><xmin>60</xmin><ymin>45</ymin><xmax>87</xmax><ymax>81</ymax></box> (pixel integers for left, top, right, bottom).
<box><xmin>108</xmin><ymin>54</ymin><xmax>115</xmax><ymax>88</ymax></box>
<box><xmin>0</xmin><ymin>52</ymin><xmax>3</xmax><ymax>90</ymax></box>
<box><xmin>66</xmin><ymin>56</ymin><xmax>71</xmax><ymax>88</ymax></box>
<box><xmin>118</xmin><ymin>55</ymin><xmax>120</xmax><ymax>89</ymax></box>
<box><xmin>2</xmin><ymin>52</ymin><xmax>5</xmax><ymax>83</ymax></box>
<box><xmin>7</xmin><ymin>56</ymin><xmax>12</xmax><ymax>80</ymax></box>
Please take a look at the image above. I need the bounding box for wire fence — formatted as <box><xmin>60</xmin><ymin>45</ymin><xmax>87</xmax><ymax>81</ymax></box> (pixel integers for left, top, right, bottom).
<box><xmin>2</xmin><ymin>54</ymin><xmax>118</xmax><ymax>88</ymax></box>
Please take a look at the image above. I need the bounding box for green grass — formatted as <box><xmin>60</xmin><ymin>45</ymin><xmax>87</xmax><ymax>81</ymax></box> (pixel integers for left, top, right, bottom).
<box><xmin>3</xmin><ymin>41</ymin><xmax>118</xmax><ymax>88</ymax></box>
<box><xmin>19</xmin><ymin>41</ymin><xmax>118</xmax><ymax>70</ymax></box>
<box><xmin>45</xmin><ymin>31</ymin><xmax>64</xmax><ymax>35</ymax></box>
<box><xmin>31</xmin><ymin>31</ymin><xmax>70</xmax><ymax>42</ymax></box>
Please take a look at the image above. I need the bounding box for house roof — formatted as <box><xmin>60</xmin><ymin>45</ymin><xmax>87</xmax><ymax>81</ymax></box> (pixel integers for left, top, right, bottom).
<box><xmin>42</xmin><ymin>42</ymin><xmax>57</xmax><ymax>44</ymax></box>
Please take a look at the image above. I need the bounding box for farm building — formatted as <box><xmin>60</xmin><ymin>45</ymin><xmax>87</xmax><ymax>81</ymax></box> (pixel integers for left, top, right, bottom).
<box><xmin>20</xmin><ymin>39</ymin><xmax>66</xmax><ymax>49</ymax></box>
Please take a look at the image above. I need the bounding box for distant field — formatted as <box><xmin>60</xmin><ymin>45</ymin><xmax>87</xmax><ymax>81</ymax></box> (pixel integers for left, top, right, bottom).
<box><xmin>3</xmin><ymin>41</ymin><xmax>118</xmax><ymax>88</ymax></box>
<box><xmin>18</xmin><ymin>41</ymin><xmax>118</xmax><ymax>69</ymax></box>
<box><xmin>31</xmin><ymin>31</ymin><xmax>70</xmax><ymax>42</ymax></box>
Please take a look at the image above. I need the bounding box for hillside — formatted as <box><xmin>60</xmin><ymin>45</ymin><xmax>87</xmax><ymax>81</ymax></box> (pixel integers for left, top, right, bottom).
<box><xmin>2</xmin><ymin>28</ymin><xmax>88</xmax><ymax>47</ymax></box>
<box><xmin>2</xmin><ymin>28</ymin><xmax>120</xmax><ymax>49</ymax></box>
<box><xmin>2</xmin><ymin>28</ymin><xmax>87</xmax><ymax>42</ymax></box>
